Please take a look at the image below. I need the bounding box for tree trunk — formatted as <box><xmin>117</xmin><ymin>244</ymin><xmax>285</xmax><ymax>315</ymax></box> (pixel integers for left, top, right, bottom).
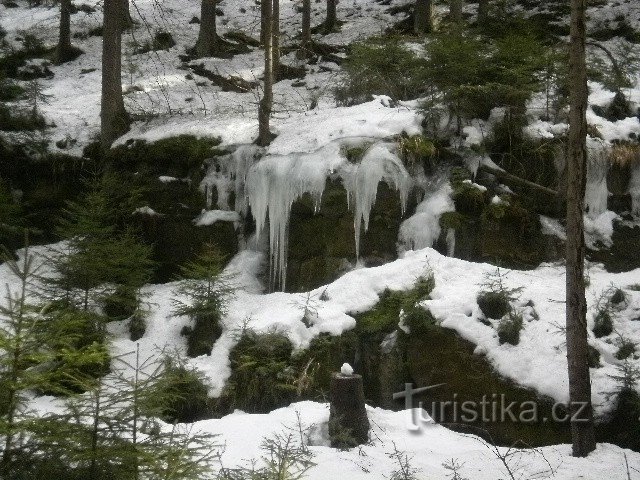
<box><xmin>272</xmin><ymin>0</ymin><xmax>280</xmax><ymax>80</ymax></box>
<box><xmin>325</xmin><ymin>0</ymin><xmax>337</xmax><ymax>32</ymax></box>
<box><xmin>257</xmin><ymin>0</ymin><xmax>273</xmax><ymax>146</ymax></box>
<box><xmin>328</xmin><ymin>373</ymin><xmax>369</xmax><ymax>448</ymax></box>
<box><xmin>449</xmin><ymin>0</ymin><xmax>462</xmax><ymax>24</ymax></box>
<box><xmin>195</xmin><ymin>0</ymin><xmax>220</xmax><ymax>57</ymax></box>
<box><xmin>477</xmin><ymin>0</ymin><xmax>488</xmax><ymax>27</ymax></box>
<box><xmin>566</xmin><ymin>0</ymin><xmax>596</xmax><ymax>458</ymax></box>
<box><xmin>120</xmin><ymin>0</ymin><xmax>134</xmax><ymax>30</ymax></box>
<box><xmin>55</xmin><ymin>0</ymin><xmax>72</xmax><ymax>64</ymax></box>
<box><xmin>413</xmin><ymin>0</ymin><xmax>433</xmax><ymax>34</ymax></box>
<box><xmin>101</xmin><ymin>0</ymin><xmax>130</xmax><ymax>149</ymax></box>
<box><xmin>261</xmin><ymin>0</ymin><xmax>268</xmax><ymax>46</ymax></box>
<box><xmin>298</xmin><ymin>0</ymin><xmax>311</xmax><ymax>57</ymax></box>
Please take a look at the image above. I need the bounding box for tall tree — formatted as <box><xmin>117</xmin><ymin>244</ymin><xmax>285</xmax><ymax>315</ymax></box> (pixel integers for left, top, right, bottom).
<box><xmin>195</xmin><ymin>0</ymin><xmax>222</xmax><ymax>57</ymax></box>
<box><xmin>414</xmin><ymin>0</ymin><xmax>434</xmax><ymax>34</ymax></box>
<box><xmin>272</xmin><ymin>0</ymin><xmax>280</xmax><ymax>79</ymax></box>
<box><xmin>449</xmin><ymin>0</ymin><xmax>462</xmax><ymax>24</ymax></box>
<box><xmin>257</xmin><ymin>0</ymin><xmax>274</xmax><ymax>146</ymax></box>
<box><xmin>324</xmin><ymin>0</ymin><xmax>337</xmax><ymax>32</ymax></box>
<box><xmin>55</xmin><ymin>0</ymin><xmax>74</xmax><ymax>64</ymax></box>
<box><xmin>297</xmin><ymin>0</ymin><xmax>311</xmax><ymax>57</ymax></box>
<box><xmin>565</xmin><ymin>0</ymin><xmax>596</xmax><ymax>458</ymax></box>
<box><xmin>100</xmin><ymin>0</ymin><xmax>130</xmax><ymax>149</ymax></box>
<box><xmin>477</xmin><ymin>0</ymin><xmax>488</xmax><ymax>27</ymax></box>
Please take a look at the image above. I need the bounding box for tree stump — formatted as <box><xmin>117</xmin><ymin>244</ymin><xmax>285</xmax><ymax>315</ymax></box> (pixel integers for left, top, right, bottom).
<box><xmin>329</xmin><ymin>372</ymin><xmax>369</xmax><ymax>448</ymax></box>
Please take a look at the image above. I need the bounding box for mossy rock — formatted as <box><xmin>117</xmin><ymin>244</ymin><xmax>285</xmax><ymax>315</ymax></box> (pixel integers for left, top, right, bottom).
<box><xmin>587</xmin><ymin>344</ymin><xmax>601</xmax><ymax>368</ymax></box>
<box><xmin>593</xmin><ymin>310</ymin><xmax>613</xmax><ymax>338</ymax></box>
<box><xmin>497</xmin><ymin>312</ymin><xmax>523</xmax><ymax>345</ymax></box>
<box><xmin>105</xmin><ymin>135</ymin><xmax>225</xmax><ymax>179</ymax></box>
<box><xmin>588</xmin><ymin>221</ymin><xmax>640</xmax><ymax>273</ymax></box>
<box><xmin>286</xmin><ymin>179</ymin><xmax>412</xmax><ymax>292</ymax></box>
<box><xmin>452</xmin><ymin>182</ymin><xmax>487</xmax><ymax>216</ymax></box>
<box><xmin>181</xmin><ymin>311</ymin><xmax>223</xmax><ymax>357</ymax></box>
<box><xmin>136</xmin><ymin>213</ymin><xmax>238</xmax><ymax>283</ymax></box>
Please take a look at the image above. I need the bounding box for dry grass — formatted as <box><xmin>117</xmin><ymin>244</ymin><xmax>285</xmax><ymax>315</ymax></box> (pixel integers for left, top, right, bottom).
<box><xmin>609</xmin><ymin>142</ymin><xmax>640</xmax><ymax>167</ymax></box>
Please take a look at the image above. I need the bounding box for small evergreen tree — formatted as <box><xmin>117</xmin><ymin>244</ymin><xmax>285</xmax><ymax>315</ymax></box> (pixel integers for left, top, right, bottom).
<box><xmin>173</xmin><ymin>242</ymin><xmax>235</xmax><ymax>357</ymax></box>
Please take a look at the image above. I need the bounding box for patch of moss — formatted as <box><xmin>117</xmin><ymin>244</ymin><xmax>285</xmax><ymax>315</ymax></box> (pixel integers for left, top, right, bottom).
<box><xmin>615</xmin><ymin>340</ymin><xmax>637</xmax><ymax>360</ymax></box>
<box><xmin>104</xmin><ymin>135</ymin><xmax>224</xmax><ymax>178</ymax></box>
<box><xmin>452</xmin><ymin>182</ymin><xmax>487</xmax><ymax>216</ymax></box>
<box><xmin>340</xmin><ymin>143</ymin><xmax>372</xmax><ymax>163</ymax></box>
<box><xmin>588</xmin><ymin>344</ymin><xmax>602</xmax><ymax>368</ymax></box>
<box><xmin>221</xmin><ymin>330</ymin><xmax>298</xmax><ymax>413</ymax></box>
<box><xmin>181</xmin><ymin>310</ymin><xmax>223</xmax><ymax>357</ymax></box>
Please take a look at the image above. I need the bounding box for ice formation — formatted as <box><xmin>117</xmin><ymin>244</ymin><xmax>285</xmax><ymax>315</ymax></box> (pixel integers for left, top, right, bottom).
<box><xmin>584</xmin><ymin>137</ymin><xmax>610</xmax><ymax>219</ymax></box>
<box><xmin>397</xmin><ymin>182</ymin><xmax>453</xmax><ymax>253</ymax></box>
<box><xmin>246</xmin><ymin>140</ymin><xmax>411</xmax><ymax>291</ymax></box>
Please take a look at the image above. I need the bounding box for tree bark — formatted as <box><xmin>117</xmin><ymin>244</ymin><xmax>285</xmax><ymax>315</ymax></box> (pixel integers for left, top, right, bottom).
<box><xmin>298</xmin><ymin>0</ymin><xmax>311</xmax><ymax>57</ymax></box>
<box><xmin>272</xmin><ymin>0</ymin><xmax>280</xmax><ymax>80</ymax></box>
<box><xmin>261</xmin><ymin>0</ymin><xmax>269</xmax><ymax>46</ymax></box>
<box><xmin>449</xmin><ymin>0</ymin><xmax>462</xmax><ymax>24</ymax></box>
<box><xmin>566</xmin><ymin>0</ymin><xmax>596</xmax><ymax>458</ymax></box>
<box><xmin>257</xmin><ymin>0</ymin><xmax>273</xmax><ymax>146</ymax></box>
<box><xmin>325</xmin><ymin>0</ymin><xmax>337</xmax><ymax>32</ymax></box>
<box><xmin>55</xmin><ymin>0</ymin><xmax>72</xmax><ymax>64</ymax></box>
<box><xmin>195</xmin><ymin>0</ymin><xmax>221</xmax><ymax>57</ymax></box>
<box><xmin>101</xmin><ymin>0</ymin><xmax>130</xmax><ymax>149</ymax></box>
<box><xmin>328</xmin><ymin>373</ymin><xmax>369</xmax><ymax>448</ymax></box>
<box><xmin>413</xmin><ymin>0</ymin><xmax>433</xmax><ymax>34</ymax></box>
<box><xmin>477</xmin><ymin>0</ymin><xmax>488</xmax><ymax>27</ymax></box>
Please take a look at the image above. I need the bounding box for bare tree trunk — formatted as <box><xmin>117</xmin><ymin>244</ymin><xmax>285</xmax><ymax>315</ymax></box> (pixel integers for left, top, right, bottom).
<box><xmin>257</xmin><ymin>0</ymin><xmax>273</xmax><ymax>146</ymax></box>
<box><xmin>477</xmin><ymin>0</ymin><xmax>488</xmax><ymax>27</ymax></box>
<box><xmin>101</xmin><ymin>0</ymin><xmax>130</xmax><ymax>149</ymax></box>
<box><xmin>566</xmin><ymin>0</ymin><xmax>596</xmax><ymax>458</ymax></box>
<box><xmin>449</xmin><ymin>0</ymin><xmax>462</xmax><ymax>24</ymax></box>
<box><xmin>299</xmin><ymin>0</ymin><xmax>311</xmax><ymax>56</ymax></box>
<box><xmin>413</xmin><ymin>0</ymin><xmax>433</xmax><ymax>34</ymax></box>
<box><xmin>55</xmin><ymin>0</ymin><xmax>73</xmax><ymax>64</ymax></box>
<box><xmin>261</xmin><ymin>0</ymin><xmax>268</xmax><ymax>45</ymax></box>
<box><xmin>329</xmin><ymin>373</ymin><xmax>369</xmax><ymax>448</ymax></box>
<box><xmin>272</xmin><ymin>0</ymin><xmax>280</xmax><ymax>80</ymax></box>
<box><xmin>195</xmin><ymin>0</ymin><xmax>221</xmax><ymax>57</ymax></box>
<box><xmin>325</xmin><ymin>0</ymin><xmax>337</xmax><ymax>32</ymax></box>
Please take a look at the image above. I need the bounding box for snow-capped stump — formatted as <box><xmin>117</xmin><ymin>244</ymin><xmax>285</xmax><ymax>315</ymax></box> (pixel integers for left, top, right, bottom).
<box><xmin>329</xmin><ymin>370</ymin><xmax>369</xmax><ymax>448</ymax></box>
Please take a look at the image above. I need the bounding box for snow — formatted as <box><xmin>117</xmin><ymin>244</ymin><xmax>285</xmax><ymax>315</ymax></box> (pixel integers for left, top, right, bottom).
<box><xmin>340</xmin><ymin>363</ymin><xmax>353</xmax><ymax>375</ymax></box>
<box><xmin>246</xmin><ymin>139</ymin><xmax>412</xmax><ymax>290</ymax></box>
<box><xmin>195</xmin><ymin>401</ymin><xmax>640</xmax><ymax>480</ymax></box>
<box><xmin>133</xmin><ymin>205</ymin><xmax>159</xmax><ymax>215</ymax></box>
<box><xmin>398</xmin><ymin>182</ymin><xmax>454</xmax><ymax>253</ymax></box>
<box><xmin>193</xmin><ymin>209</ymin><xmax>240</xmax><ymax>226</ymax></box>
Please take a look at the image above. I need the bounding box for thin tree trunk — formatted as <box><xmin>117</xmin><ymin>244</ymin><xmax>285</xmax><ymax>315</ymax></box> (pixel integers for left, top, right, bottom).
<box><xmin>195</xmin><ymin>0</ymin><xmax>220</xmax><ymax>57</ymax></box>
<box><xmin>261</xmin><ymin>0</ymin><xmax>268</xmax><ymax>45</ymax></box>
<box><xmin>449</xmin><ymin>0</ymin><xmax>462</xmax><ymax>24</ymax></box>
<box><xmin>121</xmin><ymin>0</ymin><xmax>134</xmax><ymax>29</ymax></box>
<box><xmin>325</xmin><ymin>0</ymin><xmax>337</xmax><ymax>32</ymax></box>
<box><xmin>477</xmin><ymin>0</ymin><xmax>488</xmax><ymax>27</ymax></box>
<box><xmin>299</xmin><ymin>0</ymin><xmax>311</xmax><ymax>56</ymax></box>
<box><xmin>257</xmin><ymin>0</ymin><xmax>273</xmax><ymax>146</ymax></box>
<box><xmin>566</xmin><ymin>0</ymin><xmax>596</xmax><ymax>458</ymax></box>
<box><xmin>272</xmin><ymin>0</ymin><xmax>280</xmax><ymax>80</ymax></box>
<box><xmin>55</xmin><ymin>0</ymin><xmax>72</xmax><ymax>64</ymax></box>
<box><xmin>413</xmin><ymin>0</ymin><xmax>433</xmax><ymax>34</ymax></box>
<box><xmin>101</xmin><ymin>0</ymin><xmax>130</xmax><ymax>149</ymax></box>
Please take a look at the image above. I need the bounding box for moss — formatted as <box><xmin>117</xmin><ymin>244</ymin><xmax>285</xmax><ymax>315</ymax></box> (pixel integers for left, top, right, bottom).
<box><xmin>340</xmin><ymin>143</ymin><xmax>372</xmax><ymax>163</ymax></box>
<box><xmin>181</xmin><ymin>311</ymin><xmax>223</xmax><ymax>357</ymax></box>
<box><xmin>103</xmin><ymin>286</ymin><xmax>139</xmax><ymax>320</ymax></box>
<box><xmin>477</xmin><ymin>291</ymin><xmax>511</xmax><ymax>319</ymax></box>
<box><xmin>149</xmin><ymin>361</ymin><xmax>214</xmax><ymax>423</ymax></box>
<box><xmin>610</xmin><ymin>288</ymin><xmax>627</xmax><ymax>306</ymax></box>
<box><xmin>497</xmin><ymin>312</ymin><xmax>523</xmax><ymax>345</ymax></box>
<box><xmin>593</xmin><ymin>310</ymin><xmax>613</xmax><ymax>338</ymax></box>
<box><xmin>104</xmin><ymin>135</ymin><xmax>224</xmax><ymax>178</ymax></box>
<box><xmin>397</xmin><ymin>134</ymin><xmax>436</xmax><ymax>168</ymax></box>
<box><xmin>221</xmin><ymin>330</ymin><xmax>297</xmax><ymax>413</ymax></box>
<box><xmin>452</xmin><ymin>182</ymin><xmax>487</xmax><ymax>216</ymax></box>
<box><xmin>439</xmin><ymin>211</ymin><xmax>467</xmax><ymax>230</ymax></box>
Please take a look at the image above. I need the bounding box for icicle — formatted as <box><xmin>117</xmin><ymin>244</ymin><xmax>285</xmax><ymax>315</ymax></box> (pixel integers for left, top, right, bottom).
<box><xmin>345</xmin><ymin>144</ymin><xmax>411</xmax><ymax>259</ymax></box>
<box><xmin>630</xmin><ymin>160</ymin><xmax>640</xmax><ymax>216</ymax></box>
<box><xmin>584</xmin><ymin>138</ymin><xmax>610</xmax><ymax>219</ymax></box>
<box><xmin>199</xmin><ymin>145</ymin><xmax>263</xmax><ymax>213</ymax></box>
<box><xmin>246</xmin><ymin>147</ymin><xmax>335</xmax><ymax>291</ymax></box>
